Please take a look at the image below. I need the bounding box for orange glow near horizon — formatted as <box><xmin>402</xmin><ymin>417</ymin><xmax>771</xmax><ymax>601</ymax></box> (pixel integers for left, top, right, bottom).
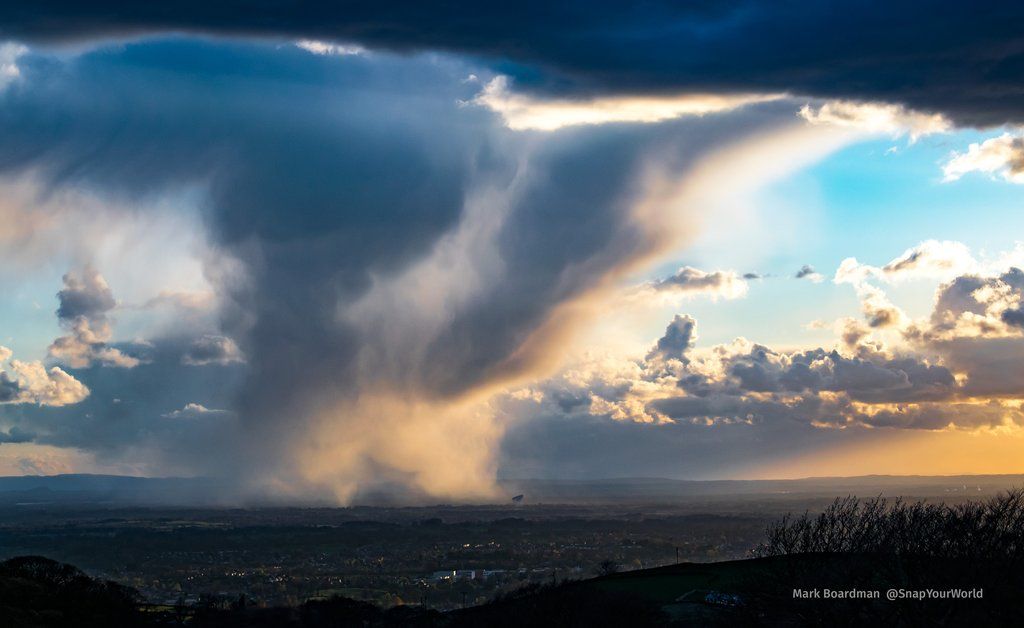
<box><xmin>747</xmin><ymin>427</ymin><xmax>1024</xmax><ymax>480</ymax></box>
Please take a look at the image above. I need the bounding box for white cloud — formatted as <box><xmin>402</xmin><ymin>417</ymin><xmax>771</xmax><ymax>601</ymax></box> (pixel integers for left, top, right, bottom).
<box><xmin>943</xmin><ymin>132</ymin><xmax>1024</xmax><ymax>183</ymax></box>
<box><xmin>472</xmin><ymin>76</ymin><xmax>782</xmax><ymax>131</ymax></box>
<box><xmin>836</xmin><ymin>241</ymin><xmax>978</xmax><ymax>286</ymax></box>
<box><xmin>0</xmin><ymin>347</ymin><xmax>90</xmax><ymax>407</ymax></box>
<box><xmin>642</xmin><ymin>266</ymin><xmax>749</xmax><ymax>301</ymax></box>
<box><xmin>881</xmin><ymin>240</ymin><xmax>977</xmax><ymax>278</ymax></box>
<box><xmin>800</xmin><ymin>100</ymin><xmax>950</xmax><ymax>141</ymax></box>
<box><xmin>162</xmin><ymin>403</ymin><xmax>231</xmax><ymax>419</ymax></box>
<box><xmin>294</xmin><ymin>40</ymin><xmax>365</xmax><ymax>56</ymax></box>
<box><xmin>0</xmin><ymin>42</ymin><xmax>27</xmax><ymax>90</ymax></box>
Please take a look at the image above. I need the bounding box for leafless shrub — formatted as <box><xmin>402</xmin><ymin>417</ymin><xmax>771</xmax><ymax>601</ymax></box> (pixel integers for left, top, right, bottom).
<box><xmin>753</xmin><ymin>489</ymin><xmax>1024</xmax><ymax>561</ymax></box>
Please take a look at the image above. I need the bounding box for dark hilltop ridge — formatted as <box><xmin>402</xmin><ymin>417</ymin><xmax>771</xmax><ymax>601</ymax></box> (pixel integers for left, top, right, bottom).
<box><xmin>2</xmin><ymin>490</ymin><xmax>1023</xmax><ymax>627</ymax></box>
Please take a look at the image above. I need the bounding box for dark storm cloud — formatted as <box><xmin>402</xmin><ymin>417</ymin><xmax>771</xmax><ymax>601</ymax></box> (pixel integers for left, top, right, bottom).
<box><xmin>0</xmin><ymin>38</ymin><xmax>793</xmax><ymax>487</ymax></box>
<box><xmin>374</xmin><ymin>98</ymin><xmax>787</xmax><ymax>397</ymax></box>
<box><xmin>0</xmin><ymin>40</ymin><xmax>497</xmax><ymax>476</ymax></box>
<box><xmin>2</xmin><ymin>1</ymin><xmax>1021</xmax><ymax>126</ymax></box>
<box><xmin>0</xmin><ymin>374</ymin><xmax>20</xmax><ymax>403</ymax></box>
<box><xmin>0</xmin><ymin>427</ymin><xmax>35</xmax><ymax>444</ymax></box>
<box><xmin>0</xmin><ymin>41</ymin><xmax>488</xmax><ymax>416</ymax></box>
<box><xmin>1003</xmin><ymin>308</ymin><xmax>1024</xmax><ymax>328</ymax></box>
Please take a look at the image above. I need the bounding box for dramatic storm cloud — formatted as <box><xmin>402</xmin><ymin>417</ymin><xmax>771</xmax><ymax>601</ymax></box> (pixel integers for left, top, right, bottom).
<box><xmin>2</xmin><ymin>1</ymin><xmax>1023</xmax><ymax>127</ymax></box>
<box><xmin>0</xmin><ymin>37</ymin><xmax>819</xmax><ymax>500</ymax></box>
<box><xmin>1</xmin><ymin>4</ymin><xmax>1022</xmax><ymax>497</ymax></box>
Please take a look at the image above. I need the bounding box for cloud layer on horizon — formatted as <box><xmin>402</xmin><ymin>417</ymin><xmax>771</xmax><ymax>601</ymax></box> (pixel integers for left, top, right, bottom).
<box><xmin>498</xmin><ymin>241</ymin><xmax>1024</xmax><ymax>479</ymax></box>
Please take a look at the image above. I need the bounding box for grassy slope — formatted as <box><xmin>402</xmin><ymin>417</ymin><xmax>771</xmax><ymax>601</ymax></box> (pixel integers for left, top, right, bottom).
<box><xmin>592</xmin><ymin>557</ymin><xmax>772</xmax><ymax>603</ymax></box>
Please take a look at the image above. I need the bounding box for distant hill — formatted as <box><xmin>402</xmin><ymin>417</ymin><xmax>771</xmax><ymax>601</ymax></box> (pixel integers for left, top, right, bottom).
<box><xmin>0</xmin><ymin>473</ymin><xmax>1021</xmax><ymax>508</ymax></box>
<box><xmin>498</xmin><ymin>474</ymin><xmax>1024</xmax><ymax>503</ymax></box>
<box><xmin>0</xmin><ymin>474</ymin><xmax>226</xmax><ymax>507</ymax></box>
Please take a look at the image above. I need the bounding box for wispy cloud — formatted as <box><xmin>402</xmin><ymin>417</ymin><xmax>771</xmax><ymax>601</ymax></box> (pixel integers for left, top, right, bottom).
<box><xmin>472</xmin><ymin>76</ymin><xmax>781</xmax><ymax>131</ymax></box>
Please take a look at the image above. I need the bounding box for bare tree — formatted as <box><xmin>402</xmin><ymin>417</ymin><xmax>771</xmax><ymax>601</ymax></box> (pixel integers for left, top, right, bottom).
<box><xmin>595</xmin><ymin>559</ymin><xmax>620</xmax><ymax>576</ymax></box>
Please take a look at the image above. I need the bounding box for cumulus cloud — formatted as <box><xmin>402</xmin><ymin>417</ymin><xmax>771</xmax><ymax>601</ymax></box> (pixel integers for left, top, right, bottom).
<box><xmin>48</xmin><ymin>268</ymin><xmax>140</xmax><ymax>369</ymax></box>
<box><xmin>0</xmin><ymin>346</ymin><xmax>90</xmax><ymax>407</ymax></box>
<box><xmin>833</xmin><ymin>241</ymin><xmax>986</xmax><ymax>332</ymax></box>
<box><xmin>820</xmin><ymin>245</ymin><xmax>1024</xmax><ymax>409</ymax></box>
<box><xmin>507</xmin><ymin>308</ymin><xmax>1004</xmax><ymax>438</ymax></box>
<box><xmin>675</xmin><ymin>338</ymin><xmax>956</xmax><ymax>407</ymax></box>
<box><xmin>943</xmin><ymin>133</ymin><xmax>1024</xmax><ymax>183</ymax></box>
<box><xmin>504</xmin><ymin>242</ymin><xmax>1024</xmax><ymax>451</ymax></box>
<box><xmin>830</xmin><ymin>247</ymin><xmax>1024</xmax><ymax>401</ymax></box>
<box><xmin>833</xmin><ymin>265</ymin><xmax>905</xmax><ymax>330</ymax></box>
<box><xmin>182</xmin><ymin>335</ymin><xmax>244</xmax><ymax>366</ymax></box>
<box><xmin>919</xmin><ymin>266</ymin><xmax>1024</xmax><ymax>338</ymax></box>
<box><xmin>646</xmin><ymin>315</ymin><xmax>697</xmax><ymax>363</ymax></box>
<box><xmin>504</xmin><ymin>311</ymin><xmax>980</xmax><ymax>436</ymax></box>
<box><xmin>56</xmin><ymin>266</ymin><xmax>116</xmax><ymax>320</ymax></box>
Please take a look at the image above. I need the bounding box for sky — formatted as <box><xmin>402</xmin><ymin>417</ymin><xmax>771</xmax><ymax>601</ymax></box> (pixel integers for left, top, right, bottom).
<box><xmin>1</xmin><ymin>2</ymin><xmax>1023</xmax><ymax>503</ymax></box>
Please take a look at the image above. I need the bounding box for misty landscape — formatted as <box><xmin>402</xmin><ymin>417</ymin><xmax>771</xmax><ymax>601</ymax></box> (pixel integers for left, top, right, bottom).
<box><xmin>3</xmin><ymin>1</ymin><xmax>1024</xmax><ymax>626</ymax></box>
<box><xmin>2</xmin><ymin>474</ymin><xmax>1024</xmax><ymax>625</ymax></box>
